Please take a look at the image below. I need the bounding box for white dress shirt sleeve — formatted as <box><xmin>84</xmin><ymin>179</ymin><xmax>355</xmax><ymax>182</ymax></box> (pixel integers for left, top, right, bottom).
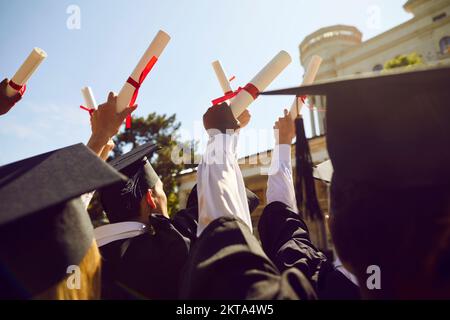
<box><xmin>266</xmin><ymin>144</ymin><xmax>299</xmax><ymax>213</ymax></box>
<box><xmin>197</xmin><ymin>133</ymin><xmax>252</xmax><ymax>236</ymax></box>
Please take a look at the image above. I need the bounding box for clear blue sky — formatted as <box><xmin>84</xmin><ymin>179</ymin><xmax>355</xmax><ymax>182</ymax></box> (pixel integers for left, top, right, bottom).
<box><xmin>0</xmin><ymin>0</ymin><xmax>412</xmax><ymax>165</ymax></box>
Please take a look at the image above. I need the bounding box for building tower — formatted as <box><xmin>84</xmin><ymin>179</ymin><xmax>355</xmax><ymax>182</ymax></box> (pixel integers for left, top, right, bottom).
<box><xmin>299</xmin><ymin>25</ymin><xmax>362</xmax><ymax>136</ymax></box>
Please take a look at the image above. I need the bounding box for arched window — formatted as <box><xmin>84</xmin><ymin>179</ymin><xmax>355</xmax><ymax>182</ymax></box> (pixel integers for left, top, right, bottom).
<box><xmin>440</xmin><ymin>36</ymin><xmax>450</xmax><ymax>54</ymax></box>
<box><xmin>372</xmin><ymin>64</ymin><xmax>383</xmax><ymax>72</ymax></box>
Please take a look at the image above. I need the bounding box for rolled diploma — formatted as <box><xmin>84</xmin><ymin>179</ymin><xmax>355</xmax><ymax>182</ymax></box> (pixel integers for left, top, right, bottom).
<box><xmin>212</xmin><ymin>60</ymin><xmax>233</xmax><ymax>94</ymax></box>
<box><xmin>6</xmin><ymin>47</ymin><xmax>47</xmax><ymax>97</ymax></box>
<box><xmin>289</xmin><ymin>55</ymin><xmax>322</xmax><ymax>120</ymax></box>
<box><xmin>116</xmin><ymin>30</ymin><xmax>171</xmax><ymax>112</ymax></box>
<box><xmin>229</xmin><ymin>50</ymin><xmax>292</xmax><ymax>118</ymax></box>
<box><xmin>81</xmin><ymin>86</ymin><xmax>98</xmax><ymax>110</ymax></box>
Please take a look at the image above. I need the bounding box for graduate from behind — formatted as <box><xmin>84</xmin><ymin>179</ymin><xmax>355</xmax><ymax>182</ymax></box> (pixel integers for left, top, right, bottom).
<box><xmin>180</xmin><ymin>103</ymin><xmax>319</xmax><ymax>300</ymax></box>
<box><xmin>261</xmin><ymin>65</ymin><xmax>450</xmax><ymax>299</ymax></box>
<box><xmin>258</xmin><ymin>109</ymin><xmax>360</xmax><ymax>299</ymax></box>
<box><xmin>0</xmin><ymin>144</ymin><xmax>126</xmax><ymax>299</ymax></box>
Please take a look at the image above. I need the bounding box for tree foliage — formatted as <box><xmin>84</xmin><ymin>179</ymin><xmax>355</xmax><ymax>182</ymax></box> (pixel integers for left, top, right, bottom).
<box><xmin>384</xmin><ymin>52</ymin><xmax>423</xmax><ymax>70</ymax></box>
<box><xmin>111</xmin><ymin>113</ymin><xmax>196</xmax><ymax>216</ymax></box>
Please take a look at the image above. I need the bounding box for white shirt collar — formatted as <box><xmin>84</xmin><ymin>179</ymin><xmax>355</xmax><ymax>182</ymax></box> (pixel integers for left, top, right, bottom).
<box><xmin>94</xmin><ymin>221</ymin><xmax>147</xmax><ymax>247</ymax></box>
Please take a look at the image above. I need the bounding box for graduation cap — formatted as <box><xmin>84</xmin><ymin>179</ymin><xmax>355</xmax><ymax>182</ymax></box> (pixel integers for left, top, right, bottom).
<box><xmin>262</xmin><ymin>65</ymin><xmax>450</xmax><ymax>189</ymax></box>
<box><xmin>100</xmin><ymin>142</ymin><xmax>161</xmax><ymax>223</ymax></box>
<box><xmin>0</xmin><ymin>143</ymin><xmax>126</xmax><ymax>298</ymax></box>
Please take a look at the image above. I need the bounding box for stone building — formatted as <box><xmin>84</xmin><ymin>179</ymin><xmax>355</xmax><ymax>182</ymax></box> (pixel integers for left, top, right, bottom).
<box><xmin>176</xmin><ymin>0</ymin><xmax>450</xmax><ymax>249</ymax></box>
<box><xmin>302</xmin><ymin>0</ymin><xmax>450</xmax><ymax>137</ymax></box>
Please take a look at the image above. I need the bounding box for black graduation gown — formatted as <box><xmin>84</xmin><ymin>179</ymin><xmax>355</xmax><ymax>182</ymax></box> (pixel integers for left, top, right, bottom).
<box><xmin>171</xmin><ymin>206</ymin><xmax>198</xmax><ymax>244</ymax></box>
<box><xmin>179</xmin><ymin>216</ymin><xmax>318</xmax><ymax>300</ymax></box>
<box><xmin>258</xmin><ymin>201</ymin><xmax>361</xmax><ymax>300</ymax></box>
<box><xmin>100</xmin><ymin>212</ymin><xmax>193</xmax><ymax>299</ymax></box>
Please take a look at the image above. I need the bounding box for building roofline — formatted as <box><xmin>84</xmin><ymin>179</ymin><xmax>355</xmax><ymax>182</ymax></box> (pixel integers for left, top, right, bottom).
<box><xmin>299</xmin><ymin>25</ymin><xmax>362</xmax><ymax>56</ymax></box>
<box><xmin>335</xmin><ymin>0</ymin><xmax>449</xmax><ymax>61</ymax></box>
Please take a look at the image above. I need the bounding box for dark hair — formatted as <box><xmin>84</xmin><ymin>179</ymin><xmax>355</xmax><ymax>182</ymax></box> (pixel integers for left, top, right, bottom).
<box><xmin>330</xmin><ymin>175</ymin><xmax>450</xmax><ymax>299</ymax></box>
<box><xmin>100</xmin><ymin>165</ymin><xmax>150</xmax><ymax>223</ymax></box>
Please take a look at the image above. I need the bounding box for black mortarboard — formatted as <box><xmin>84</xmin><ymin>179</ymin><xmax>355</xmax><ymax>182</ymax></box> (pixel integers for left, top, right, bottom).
<box><xmin>108</xmin><ymin>142</ymin><xmax>159</xmax><ymax>175</ymax></box>
<box><xmin>0</xmin><ymin>143</ymin><xmax>126</xmax><ymax>298</ymax></box>
<box><xmin>262</xmin><ymin>65</ymin><xmax>450</xmax><ymax>189</ymax></box>
<box><xmin>100</xmin><ymin>142</ymin><xmax>160</xmax><ymax>222</ymax></box>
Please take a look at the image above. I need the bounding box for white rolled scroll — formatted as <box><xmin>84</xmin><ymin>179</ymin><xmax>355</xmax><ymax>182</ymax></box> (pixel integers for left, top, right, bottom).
<box><xmin>6</xmin><ymin>47</ymin><xmax>47</xmax><ymax>97</ymax></box>
<box><xmin>81</xmin><ymin>86</ymin><xmax>98</xmax><ymax>110</ymax></box>
<box><xmin>229</xmin><ymin>50</ymin><xmax>292</xmax><ymax>118</ymax></box>
<box><xmin>289</xmin><ymin>55</ymin><xmax>322</xmax><ymax>119</ymax></box>
<box><xmin>116</xmin><ymin>30</ymin><xmax>171</xmax><ymax>113</ymax></box>
<box><xmin>212</xmin><ymin>60</ymin><xmax>233</xmax><ymax>94</ymax></box>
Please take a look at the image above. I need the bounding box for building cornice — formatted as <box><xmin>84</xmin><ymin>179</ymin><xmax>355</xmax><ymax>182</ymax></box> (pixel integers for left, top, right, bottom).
<box><xmin>403</xmin><ymin>0</ymin><xmax>436</xmax><ymax>14</ymax></box>
<box><xmin>335</xmin><ymin>14</ymin><xmax>450</xmax><ymax>70</ymax></box>
<box><xmin>299</xmin><ymin>25</ymin><xmax>362</xmax><ymax>60</ymax></box>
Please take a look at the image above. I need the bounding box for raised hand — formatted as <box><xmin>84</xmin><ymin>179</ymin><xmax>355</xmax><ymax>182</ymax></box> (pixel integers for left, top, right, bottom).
<box><xmin>274</xmin><ymin>109</ymin><xmax>296</xmax><ymax>145</ymax></box>
<box><xmin>0</xmin><ymin>78</ymin><xmax>22</xmax><ymax>116</ymax></box>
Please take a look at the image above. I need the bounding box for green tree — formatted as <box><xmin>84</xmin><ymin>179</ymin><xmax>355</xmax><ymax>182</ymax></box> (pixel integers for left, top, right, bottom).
<box><xmin>111</xmin><ymin>112</ymin><xmax>197</xmax><ymax>216</ymax></box>
<box><xmin>384</xmin><ymin>52</ymin><xmax>423</xmax><ymax>70</ymax></box>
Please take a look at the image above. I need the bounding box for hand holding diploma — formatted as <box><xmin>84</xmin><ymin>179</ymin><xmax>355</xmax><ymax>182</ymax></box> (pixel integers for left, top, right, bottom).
<box><xmin>289</xmin><ymin>55</ymin><xmax>322</xmax><ymax>120</ymax></box>
<box><xmin>5</xmin><ymin>47</ymin><xmax>47</xmax><ymax>97</ymax></box>
<box><xmin>203</xmin><ymin>103</ymin><xmax>240</xmax><ymax>135</ymax></box>
<box><xmin>82</xmin><ymin>87</ymin><xmax>115</xmax><ymax>160</ymax></box>
<box><xmin>117</xmin><ymin>30</ymin><xmax>170</xmax><ymax>128</ymax></box>
<box><xmin>0</xmin><ymin>78</ymin><xmax>22</xmax><ymax>116</ymax></box>
<box><xmin>227</xmin><ymin>50</ymin><xmax>292</xmax><ymax>118</ymax></box>
<box><xmin>87</xmin><ymin>92</ymin><xmax>137</xmax><ymax>156</ymax></box>
<box><xmin>212</xmin><ymin>60</ymin><xmax>251</xmax><ymax>129</ymax></box>
<box><xmin>80</xmin><ymin>86</ymin><xmax>98</xmax><ymax>115</ymax></box>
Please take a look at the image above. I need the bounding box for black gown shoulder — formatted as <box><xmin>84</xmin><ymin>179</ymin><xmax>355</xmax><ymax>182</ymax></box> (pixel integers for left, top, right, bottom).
<box><xmin>258</xmin><ymin>201</ymin><xmax>361</xmax><ymax>300</ymax></box>
<box><xmin>179</xmin><ymin>216</ymin><xmax>318</xmax><ymax>300</ymax></box>
<box><xmin>100</xmin><ymin>214</ymin><xmax>191</xmax><ymax>299</ymax></box>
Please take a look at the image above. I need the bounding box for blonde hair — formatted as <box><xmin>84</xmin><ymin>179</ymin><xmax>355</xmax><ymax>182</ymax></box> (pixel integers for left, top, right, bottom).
<box><xmin>34</xmin><ymin>241</ymin><xmax>101</xmax><ymax>300</ymax></box>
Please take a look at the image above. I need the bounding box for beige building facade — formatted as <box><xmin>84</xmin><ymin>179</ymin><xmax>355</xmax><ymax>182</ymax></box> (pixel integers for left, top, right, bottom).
<box><xmin>176</xmin><ymin>0</ymin><xmax>450</xmax><ymax>249</ymax></box>
<box><xmin>304</xmin><ymin>0</ymin><xmax>450</xmax><ymax>136</ymax></box>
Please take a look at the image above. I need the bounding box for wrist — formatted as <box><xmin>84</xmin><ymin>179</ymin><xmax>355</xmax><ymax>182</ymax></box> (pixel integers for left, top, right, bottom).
<box><xmin>272</xmin><ymin>144</ymin><xmax>292</xmax><ymax>163</ymax></box>
<box><xmin>90</xmin><ymin>132</ymin><xmax>109</xmax><ymax>145</ymax></box>
<box><xmin>277</xmin><ymin>140</ymin><xmax>292</xmax><ymax>145</ymax></box>
<box><xmin>277</xmin><ymin>135</ymin><xmax>294</xmax><ymax>145</ymax></box>
<box><xmin>87</xmin><ymin>134</ymin><xmax>109</xmax><ymax>155</ymax></box>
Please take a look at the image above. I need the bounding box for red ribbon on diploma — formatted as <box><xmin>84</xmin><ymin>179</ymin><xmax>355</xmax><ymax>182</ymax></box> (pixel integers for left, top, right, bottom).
<box><xmin>125</xmin><ymin>55</ymin><xmax>158</xmax><ymax>129</ymax></box>
<box><xmin>8</xmin><ymin>80</ymin><xmax>26</xmax><ymax>96</ymax></box>
<box><xmin>295</xmin><ymin>95</ymin><xmax>325</xmax><ymax>112</ymax></box>
<box><xmin>299</xmin><ymin>95</ymin><xmax>306</xmax><ymax>104</ymax></box>
<box><xmin>211</xmin><ymin>83</ymin><xmax>260</xmax><ymax>106</ymax></box>
<box><xmin>79</xmin><ymin>105</ymin><xmax>95</xmax><ymax>116</ymax></box>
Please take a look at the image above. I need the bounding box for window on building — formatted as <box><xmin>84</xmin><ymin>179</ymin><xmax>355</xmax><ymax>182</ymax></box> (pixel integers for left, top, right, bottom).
<box><xmin>372</xmin><ymin>64</ymin><xmax>383</xmax><ymax>72</ymax></box>
<box><xmin>433</xmin><ymin>12</ymin><xmax>447</xmax><ymax>22</ymax></box>
<box><xmin>439</xmin><ymin>36</ymin><xmax>450</xmax><ymax>54</ymax></box>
